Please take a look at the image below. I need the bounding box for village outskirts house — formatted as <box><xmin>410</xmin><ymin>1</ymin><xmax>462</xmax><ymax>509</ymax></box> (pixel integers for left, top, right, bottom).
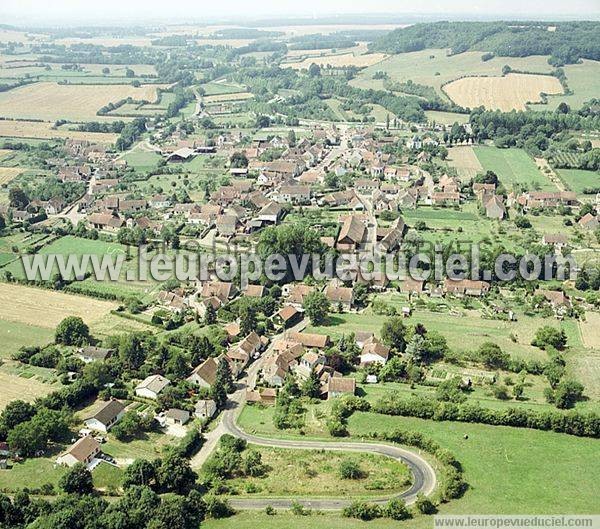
<box><xmin>56</xmin><ymin>435</ymin><xmax>101</xmax><ymax>468</ymax></box>
<box><xmin>194</xmin><ymin>399</ymin><xmax>217</xmax><ymax>421</ymax></box>
<box><xmin>84</xmin><ymin>400</ymin><xmax>126</xmax><ymax>433</ymax></box>
<box><xmin>135</xmin><ymin>374</ymin><xmax>171</xmax><ymax>400</ymax></box>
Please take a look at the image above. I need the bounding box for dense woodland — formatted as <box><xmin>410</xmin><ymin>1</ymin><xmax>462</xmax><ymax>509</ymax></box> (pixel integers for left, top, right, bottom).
<box><xmin>371</xmin><ymin>21</ymin><xmax>600</xmax><ymax>65</ymax></box>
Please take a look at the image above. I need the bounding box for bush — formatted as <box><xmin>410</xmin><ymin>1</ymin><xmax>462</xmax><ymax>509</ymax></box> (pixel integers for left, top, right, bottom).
<box><xmin>204</xmin><ymin>495</ymin><xmax>235</xmax><ymax>519</ymax></box>
<box><xmin>414</xmin><ymin>493</ymin><xmax>437</xmax><ymax>514</ymax></box>
<box><xmin>342</xmin><ymin>501</ymin><xmax>383</xmax><ymax>520</ymax></box>
<box><xmin>339</xmin><ymin>459</ymin><xmax>363</xmax><ymax>480</ymax></box>
<box><xmin>290</xmin><ymin>500</ymin><xmax>311</xmax><ymax>516</ymax></box>
<box><xmin>385</xmin><ymin>498</ymin><xmax>411</xmax><ymax>520</ymax></box>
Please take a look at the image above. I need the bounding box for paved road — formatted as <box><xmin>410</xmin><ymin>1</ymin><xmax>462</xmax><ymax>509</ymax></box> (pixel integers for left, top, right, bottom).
<box><xmin>191</xmin><ymin>317</ymin><xmax>437</xmax><ymax>509</ymax></box>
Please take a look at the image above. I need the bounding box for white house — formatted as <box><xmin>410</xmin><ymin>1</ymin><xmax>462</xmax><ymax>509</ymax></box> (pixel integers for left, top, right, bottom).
<box><xmin>83</xmin><ymin>400</ymin><xmax>126</xmax><ymax>433</ymax></box>
<box><xmin>135</xmin><ymin>375</ymin><xmax>171</xmax><ymax>400</ymax></box>
<box><xmin>56</xmin><ymin>435</ymin><xmax>100</xmax><ymax>468</ymax></box>
<box><xmin>194</xmin><ymin>399</ymin><xmax>217</xmax><ymax>420</ymax></box>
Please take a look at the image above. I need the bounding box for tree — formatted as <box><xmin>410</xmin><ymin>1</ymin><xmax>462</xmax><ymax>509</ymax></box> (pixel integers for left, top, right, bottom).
<box><xmin>478</xmin><ymin>342</ymin><xmax>509</xmax><ymax>369</ymax></box>
<box><xmin>436</xmin><ymin>376</ymin><xmax>467</xmax><ymax>403</ymax></box>
<box><xmin>532</xmin><ymin>326</ymin><xmax>567</xmax><ymax>350</ymax></box>
<box><xmin>287</xmin><ymin>129</ymin><xmax>296</xmax><ymax>147</ymax></box>
<box><xmin>303</xmin><ymin>290</ymin><xmax>330</xmax><ymax>325</ymax></box>
<box><xmin>230</xmin><ymin>151</ymin><xmax>248</xmax><ymax>168</ymax></box>
<box><xmin>59</xmin><ymin>463</ymin><xmax>94</xmax><ymax>494</ymax></box>
<box><xmin>308</xmin><ymin>63</ymin><xmax>321</xmax><ymax>77</ymax></box>
<box><xmin>379</xmin><ymin>356</ymin><xmax>407</xmax><ymax>381</ymax></box>
<box><xmin>156</xmin><ymin>454</ymin><xmax>198</xmax><ymax>495</ymax></box>
<box><xmin>239</xmin><ymin>304</ymin><xmax>258</xmax><ymax>336</ymax></box>
<box><xmin>243</xmin><ymin>449</ymin><xmax>266</xmax><ymax>477</ymax></box>
<box><xmin>7</xmin><ymin>420</ymin><xmax>47</xmax><ymax>457</ymax></box>
<box><xmin>215</xmin><ymin>356</ymin><xmax>234</xmax><ymax>393</ymax></box>
<box><xmin>0</xmin><ymin>400</ymin><xmax>35</xmax><ymax>432</ymax></box>
<box><xmin>55</xmin><ymin>317</ymin><xmax>90</xmax><ymax>346</ymax></box>
<box><xmin>112</xmin><ymin>411</ymin><xmax>154</xmax><ymax>442</ymax></box>
<box><xmin>352</xmin><ymin>283</ymin><xmax>369</xmax><ymax>308</ymax></box>
<box><xmin>118</xmin><ymin>334</ymin><xmax>147</xmax><ymax>370</ymax></box>
<box><xmin>552</xmin><ymin>379</ymin><xmax>584</xmax><ymax>409</ymax></box>
<box><xmin>8</xmin><ymin>187</ymin><xmax>29</xmax><ymax>209</ymax></box>
<box><xmin>122</xmin><ymin>459</ymin><xmax>157</xmax><ymax>492</ymax></box>
<box><xmin>381</xmin><ymin>317</ymin><xmax>407</xmax><ymax>352</ymax></box>
<box><xmin>204</xmin><ymin>303</ymin><xmax>217</xmax><ymax>325</ymax></box>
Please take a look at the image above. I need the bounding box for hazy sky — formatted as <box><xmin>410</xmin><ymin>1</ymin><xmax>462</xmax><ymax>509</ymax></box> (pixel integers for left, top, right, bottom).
<box><xmin>2</xmin><ymin>0</ymin><xmax>599</xmax><ymax>25</ymax></box>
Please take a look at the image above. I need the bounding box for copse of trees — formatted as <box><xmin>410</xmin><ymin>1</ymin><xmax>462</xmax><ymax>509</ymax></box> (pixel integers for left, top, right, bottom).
<box><xmin>372</xmin><ymin>393</ymin><xmax>600</xmax><ymax>438</ymax></box>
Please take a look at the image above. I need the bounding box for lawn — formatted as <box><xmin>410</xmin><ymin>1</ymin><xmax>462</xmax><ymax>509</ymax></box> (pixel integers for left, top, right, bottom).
<box><xmin>474</xmin><ymin>147</ymin><xmax>556</xmax><ymax>192</ymax></box>
<box><xmin>0</xmin><ymin>457</ymin><xmax>67</xmax><ymax>492</ymax></box>
<box><xmin>102</xmin><ymin>431</ymin><xmax>175</xmax><ymax>462</ymax></box>
<box><xmin>120</xmin><ymin>148</ymin><xmax>163</xmax><ymax>172</ymax></box>
<box><xmin>93</xmin><ymin>462</ymin><xmax>123</xmax><ymax>491</ymax></box>
<box><xmin>425</xmin><ymin>111</ymin><xmax>470</xmax><ymax>125</ymax></box>
<box><xmin>556</xmin><ymin>168</ymin><xmax>599</xmax><ymax>195</ymax></box>
<box><xmin>209</xmin><ymin>443</ymin><xmax>412</xmax><ymax>499</ymax></box>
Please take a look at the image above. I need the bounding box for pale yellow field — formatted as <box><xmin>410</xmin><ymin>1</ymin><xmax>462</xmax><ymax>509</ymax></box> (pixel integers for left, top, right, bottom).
<box><xmin>0</xmin><ymin>120</ymin><xmax>118</xmax><ymax>143</ymax></box>
<box><xmin>0</xmin><ymin>167</ymin><xmax>25</xmax><ymax>185</ymax></box>
<box><xmin>0</xmin><ymin>283</ymin><xmax>117</xmax><ymax>329</ymax></box>
<box><xmin>56</xmin><ymin>36</ymin><xmax>154</xmax><ymax>47</ymax></box>
<box><xmin>284</xmin><ymin>52</ymin><xmax>387</xmax><ymax>70</ymax></box>
<box><xmin>447</xmin><ymin>146</ymin><xmax>483</xmax><ymax>180</ymax></box>
<box><xmin>0</xmin><ymin>149</ymin><xmax>13</xmax><ymax>160</ymax></box>
<box><xmin>203</xmin><ymin>92</ymin><xmax>254</xmax><ymax>103</ymax></box>
<box><xmin>443</xmin><ymin>73</ymin><xmax>564</xmax><ymax>111</ymax></box>
<box><xmin>286</xmin><ymin>43</ymin><xmax>370</xmax><ymax>59</ymax></box>
<box><xmin>0</xmin><ymin>370</ymin><xmax>55</xmax><ymax>410</ymax></box>
<box><xmin>0</xmin><ymin>82</ymin><xmax>163</xmax><ymax>121</ymax></box>
<box><xmin>195</xmin><ymin>38</ymin><xmax>254</xmax><ymax>48</ymax></box>
<box><xmin>257</xmin><ymin>24</ymin><xmax>408</xmax><ymax>36</ymax></box>
<box><xmin>580</xmin><ymin>312</ymin><xmax>600</xmax><ymax>349</ymax></box>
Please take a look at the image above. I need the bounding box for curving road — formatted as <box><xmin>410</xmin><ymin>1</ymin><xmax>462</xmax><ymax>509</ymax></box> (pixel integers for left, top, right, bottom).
<box><xmin>222</xmin><ymin>408</ymin><xmax>437</xmax><ymax>510</ymax></box>
<box><xmin>191</xmin><ymin>318</ymin><xmax>437</xmax><ymax>510</ymax></box>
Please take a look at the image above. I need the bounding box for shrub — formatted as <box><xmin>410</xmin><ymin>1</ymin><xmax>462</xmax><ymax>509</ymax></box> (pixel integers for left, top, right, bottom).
<box><xmin>339</xmin><ymin>460</ymin><xmax>363</xmax><ymax>480</ymax></box>
<box><xmin>342</xmin><ymin>501</ymin><xmax>383</xmax><ymax>520</ymax></box>
<box><xmin>385</xmin><ymin>498</ymin><xmax>411</xmax><ymax>520</ymax></box>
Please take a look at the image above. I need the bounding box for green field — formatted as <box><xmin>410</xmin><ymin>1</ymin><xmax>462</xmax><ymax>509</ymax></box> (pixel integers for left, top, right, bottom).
<box><xmin>351</xmin><ymin>49</ymin><xmax>554</xmax><ymax>98</ymax></box>
<box><xmin>557</xmin><ymin>168</ymin><xmax>600</xmax><ymax>195</ymax></box>
<box><xmin>473</xmin><ymin>147</ymin><xmax>556</xmax><ymax>191</ymax></box>
<box><xmin>120</xmin><ymin>148</ymin><xmax>163</xmax><ymax>172</ymax></box>
<box><xmin>200</xmin><ymin>81</ymin><xmax>247</xmax><ymax>96</ymax></box>
<box><xmin>0</xmin><ymin>319</ymin><xmax>54</xmax><ymax>358</ymax></box>
<box><xmin>529</xmin><ymin>59</ymin><xmax>600</xmax><ymax>111</ymax></box>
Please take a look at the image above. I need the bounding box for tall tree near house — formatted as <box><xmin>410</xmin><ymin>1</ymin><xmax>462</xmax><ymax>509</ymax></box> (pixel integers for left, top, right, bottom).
<box><xmin>301</xmin><ymin>370</ymin><xmax>321</xmax><ymax>398</ymax></box>
<box><xmin>55</xmin><ymin>316</ymin><xmax>90</xmax><ymax>347</ymax></box>
<box><xmin>303</xmin><ymin>290</ymin><xmax>330</xmax><ymax>325</ymax></box>
<box><xmin>239</xmin><ymin>303</ymin><xmax>258</xmax><ymax>336</ymax></box>
<box><xmin>59</xmin><ymin>463</ymin><xmax>94</xmax><ymax>495</ymax></box>
<box><xmin>381</xmin><ymin>316</ymin><xmax>407</xmax><ymax>353</ymax></box>
<box><xmin>215</xmin><ymin>357</ymin><xmax>234</xmax><ymax>393</ymax></box>
<box><xmin>204</xmin><ymin>303</ymin><xmax>217</xmax><ymax>325</ymax></box>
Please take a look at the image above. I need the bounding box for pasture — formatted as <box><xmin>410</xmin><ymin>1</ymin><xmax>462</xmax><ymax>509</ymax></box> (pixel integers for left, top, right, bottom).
<box><xmin>529</xmin><ymin>59</ymin><xmax>600</xmax><ymax>111</ymax></box>
<box><xmin>350</xmin><ymin>49</ymin><xmax>554</xmax><ymax>97</ymax></box>
<box><xmin>473</xmin><ymin>147</ymin><xmax>556</xmax><ymax>191</ymax></box>
<box><xmin>557</xmin><ymin>168</ymin><xmax>599</xmax><ymax>195</ymax></box>
<box><xmin>425</xmin><ymin>110</ymin><xmax>470</xmax><ymax>125</ymax></box>
<box><xmin>446</xmin><ymin>146</ymin><xmax>483</xmax><ymax>180</ymax></box>
<box><xmin>443</xmin><ymin>73</ymin><xmax>563</xmax><ymax>111</ymax></box>
<box><xmin>0</xmin><ymin>319</ymin><xmax>54</xmax><ymax>359</ymax></box>
<box><xmin>0</xmin><ymin>82</ymin><xmax>163</xmax><ymax>121</ymax></box>
<box><xmin>203</xmin><ymin>92</ymin><xmax>254</xmax><ymax>104</ymax></box>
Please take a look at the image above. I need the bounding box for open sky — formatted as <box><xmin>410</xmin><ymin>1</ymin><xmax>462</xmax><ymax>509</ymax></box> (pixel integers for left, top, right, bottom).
<box><xmin>1</xmin><ymin>0</ymin><xmax>599</xmax><ymax>25</ymax></box>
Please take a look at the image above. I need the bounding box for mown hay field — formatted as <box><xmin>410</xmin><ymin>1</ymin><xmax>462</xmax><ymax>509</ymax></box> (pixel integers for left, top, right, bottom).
<box><xmin>0</xmin><ymin>370</ymin><xmax>56</xmax><ymax>410</ymax></box>
<box><xmin>0</xmin><ymin>167</ymin><xmax>25</xmax><ymax>185</ymax></box>
<box><xmin>284</xmin><ymin>51</ymin><xmax>387</xmax><ymax>70</ymax></box>
<box><xmin>443</xmin><ymin>73</ymin><xmax>563</xmax><ymax>111</ymax></box>
<box><xmin>0</xmin><ymin>82</ymin><xmax>163</xmax><ymax>121</ymax></box>
<box><xmin>447</xmin><ymin>146</ymin><xmax>483</xmax><ymax>180</ymax></box>
<box><xmin>0</xmin><ymin>120</ymin><xmax>117</xmax><ymax>143</ymax></box>
<box><xmin>0</xmin><ymin>282</ymin><xmax>117</xmax><ymax>329</ymax></box>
